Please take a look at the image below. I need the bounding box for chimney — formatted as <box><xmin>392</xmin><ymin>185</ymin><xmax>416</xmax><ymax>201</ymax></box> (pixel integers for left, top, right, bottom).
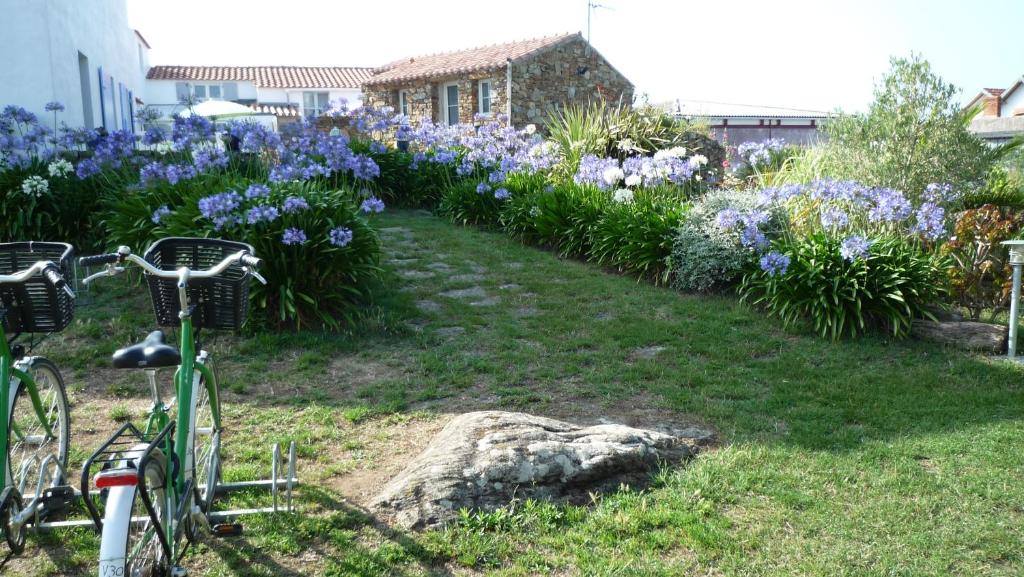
<box><xmin>980</xmin><ymin>90</ymin><xmax>1003</xmax><ymax>117</ymax></box>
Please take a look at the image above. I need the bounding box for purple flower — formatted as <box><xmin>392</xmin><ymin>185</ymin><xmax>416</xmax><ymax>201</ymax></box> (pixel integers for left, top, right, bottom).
<box><xmin>494</xmin><ymin>187</ymin><xmax>511</xmax><ymax>200</ymax></box>
<box><xmin>44</xmin><ymin>101</ymin><xmax>65</xmax><ymax>112</ymax></box>
<box><xmin>369</xmin><ymin>142</ymin><xmax>387</xmax><ymax>154</ymax></box>
<box><xmin>282</xmin><ymin>228</ymin><xmax>307</xmax><ymax>245</ymax></box>
<box><xmin>740</xmin><ymin>225</ymin><xmax>767</xmax><ymax>249</ymax></box>
<box><xmin>247</xmin><ymin>205</ymin><xmax>280</xmax><ymax>224</ymax></box>
<box><xmin>476</xmin><ymin>182</ymin><xmax>491</xmax><ymax>194</ymax></box>
<box><xmin>760</xmin><ymin>252</ymin><xmax>790</xmax><ymax>276</ymax></box>
<box><xmin>329</xmin><ymin>226</ymin><xmax>353</xmax><ymax>247</ymax></box>
<box><xmin>867</xmin><ymin>188</ymin><xmax>912</xmax><ymax>223</ymax></box>
<box><xmin>360</xmin><ymin>197</ymin><xmax>385</xmax><ymax>214</ymax></box>
<box><xmin>75</xmin><ymin>158</ymin><xmax>101</xmax><ymax>179</ymax></box>
<box><xmin>198</xmin><ymin>191</ymin><xmax>242</xmax><ymax>225</ymax></box>
<box><xmin>840</xmin><ymin>235</ymin><xmax>873</xmax><ymax>262</ymax></box>
<box><xmin>715</xmin><ymin>208</ymin><xmax>743</xmax><ymax>229</ymax></box>
<box><xmin>245</xmin><ymin>184</ymin><xmax>271</xmax><ymax>199</ymax></box>
<box><xmin>140</xmin><ymin>161</ymin><xmax>165</xmax><ymax>185</ymax></box>
<box><xmin>151</xmin><ymin>205</ymin><xmax>171</xmax><ymax>224</ymax></box>
<box><xmin>911</xmin><ymin>202</ymin><xmax>946</xmax><ymax>240</ymax></box>
<box><xmin>820</xmin><ymin>207</ymin><xmax>849</xmax><ymax>230</ymax></box>
<box><xmin>923</xmin><ymin>182</ymin><xmax>958</xmax><ymax>204</ymax></box>
<box><xmin>142</xmin><ymin>127</ymin><xmax>166</xmax><ymax>145</ymax></box>
<box><xmin>282</xmin><ymin>196</ymin><xmax>310</xmax><ymax>213</ymax></box>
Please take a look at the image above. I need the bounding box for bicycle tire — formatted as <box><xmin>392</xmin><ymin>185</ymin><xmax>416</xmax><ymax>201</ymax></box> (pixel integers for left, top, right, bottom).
<box><xmin>6</xmin><ymin>357</ymin><xmax>70</xmax><ymax>493</ymax></box>
<box><xmin>190</xmin><ymin>371</ymin><xmax>219</xmax><ymax>515</ymax></box>
<box><xmin>98</xmin><ymin>443</ymin><xmax>169</xmax><ymax>577</ymax></box>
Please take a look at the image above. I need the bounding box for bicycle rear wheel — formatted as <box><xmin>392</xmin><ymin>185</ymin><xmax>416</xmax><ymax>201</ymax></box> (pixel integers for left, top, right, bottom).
<box><xmin>98</xmin><ymin>444</ymin><xmax>169</xmax><ymax>577</ymax></box>
<box><xmin>6</xmin><ymin>358</ymin><xmax>70</xmax><ymax>493</ymax></box>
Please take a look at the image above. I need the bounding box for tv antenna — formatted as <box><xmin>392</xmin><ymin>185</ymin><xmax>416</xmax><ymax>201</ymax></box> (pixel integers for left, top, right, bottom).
<box><xmin>587</xmin><ymin>1</ymin><xmax>614</xmax><ymax>48</ymax></box>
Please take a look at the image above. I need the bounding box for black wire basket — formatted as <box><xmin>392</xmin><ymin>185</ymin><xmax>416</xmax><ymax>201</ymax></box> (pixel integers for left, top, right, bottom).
<box><xmin>0</xmin><ymin>242</ymin><xmax>75</xmax><ymax>334</ymax></box>
<box><xmin>143</xmin><ymin>237</ymin><xmax>253</xmax><ymax>330</ymax></box>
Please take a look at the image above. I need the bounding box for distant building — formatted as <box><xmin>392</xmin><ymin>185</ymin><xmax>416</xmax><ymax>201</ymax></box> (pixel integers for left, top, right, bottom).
<box><xmin>668</xmin><ymin>100</ymin><xmax>830</xmax><ymax>149</ymax></box>
<box><xmin>145</xmin><ymin>66</ymin><xmax>374</xmax><ymax>126</ymax></box>
<box><xmin>0</xmin><ymin>0</ymin><xmax>150</xmax><ymax>131</ymax></box>
<box><xmin>966</xmin><ymin>79</ymin><xmax>1024</xmax><ymax>144</ymax></box>
<box><xmin>362</xmin><ymin>33</ymin><xmax>633</xmax><ymax>127</ymax></box>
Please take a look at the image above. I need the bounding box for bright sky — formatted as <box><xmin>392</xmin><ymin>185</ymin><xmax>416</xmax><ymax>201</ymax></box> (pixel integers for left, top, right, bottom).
<box><xmin>128</xmin><ymin>0</ymin><xmax>1023</xmax><ymax>113</ymax></box>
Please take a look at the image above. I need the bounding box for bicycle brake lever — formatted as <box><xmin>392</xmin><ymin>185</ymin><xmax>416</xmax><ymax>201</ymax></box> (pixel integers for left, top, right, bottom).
<box><xmin>82</xmin><ymin>265</ymin><xmax>125</xmax><ymax>285</ymax></box>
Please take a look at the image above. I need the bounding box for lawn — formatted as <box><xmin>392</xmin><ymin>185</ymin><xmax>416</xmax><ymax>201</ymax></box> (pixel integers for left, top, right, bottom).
<box><xmin>6</xmin><ymin>209</ymin><xmax>1024</xmax><ymax>576</ymax></box>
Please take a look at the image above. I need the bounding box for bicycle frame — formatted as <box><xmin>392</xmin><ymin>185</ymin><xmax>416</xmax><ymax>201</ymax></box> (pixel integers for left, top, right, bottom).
<box><xmin>0</xmin><ymin>324</ymin><xmax>58</xmax><ymax>489</ymax></box>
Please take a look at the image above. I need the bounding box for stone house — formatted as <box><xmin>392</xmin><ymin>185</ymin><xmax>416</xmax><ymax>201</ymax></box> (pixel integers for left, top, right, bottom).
<box><xmin>362</xmin><ymin>32</ymin><xmax>633</xmax><ymax>127</ymax></box>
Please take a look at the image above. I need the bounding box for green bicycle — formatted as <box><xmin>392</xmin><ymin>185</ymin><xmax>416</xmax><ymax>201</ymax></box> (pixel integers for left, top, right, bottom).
<box><xmin>0</xmin><ymin>242</ymin><xmax>75</xmax><ymax>554</ymax></box>
<box><xmin>79</xmin><ymin>237</ymin><xmax>289</xmax><ymax>577</ymax></box>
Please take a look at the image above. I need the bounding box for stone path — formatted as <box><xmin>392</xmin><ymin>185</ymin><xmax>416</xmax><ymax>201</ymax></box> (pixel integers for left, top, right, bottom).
<box><xmin>377</xmin><ymin>223</ymin><xmax>536</xmax><ymax>336</ymax></box>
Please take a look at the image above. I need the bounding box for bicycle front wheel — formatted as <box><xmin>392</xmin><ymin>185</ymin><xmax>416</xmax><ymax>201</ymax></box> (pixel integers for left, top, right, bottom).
<box><xmin>6</xmin><ymin>358</ymin><xmax>70</xmax><ymax>494</ymax></box>
<box><xmin>191</xmin><ymin>372</ymin><xmax>219</xmax><ymax>515</ymax></box>
<box><xmin>98</xmin><ymin>444</ymin><xmax>169</xmax><ymax>577</ymax></box>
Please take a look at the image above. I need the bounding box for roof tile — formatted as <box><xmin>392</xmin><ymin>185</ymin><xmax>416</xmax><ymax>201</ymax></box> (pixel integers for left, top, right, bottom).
<box><xmin>364</xmin><ymin>33</ymin><xmax>580</xmax><ymax>86</ymax></box>
<box><xmin>146</xmin><ymin>66</ymin><xmax>374</xmax><ymax>89</ymax></box>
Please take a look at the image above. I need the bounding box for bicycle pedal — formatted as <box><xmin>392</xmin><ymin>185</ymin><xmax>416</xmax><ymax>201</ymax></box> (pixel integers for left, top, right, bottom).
<box><xmin>41</xmin><ymin>485</ymin><xmax>75</xmax><ymax>514</ymax></box>
<box><xmin>211</xmin><ymin>523</ymin><xmax>243</xmax><ymax>537</ymax></box>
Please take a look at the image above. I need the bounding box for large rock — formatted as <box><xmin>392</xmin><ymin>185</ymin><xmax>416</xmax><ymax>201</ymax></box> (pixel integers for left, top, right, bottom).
<box><xmin>911</xmin><ymin>319</ymin><xmax>1007</xmax><ymax>353</ymax></box>
<box><xmin>371</xmin><ymin>411</ymin><xmax>711</xmax><ymax>529</ymax></box>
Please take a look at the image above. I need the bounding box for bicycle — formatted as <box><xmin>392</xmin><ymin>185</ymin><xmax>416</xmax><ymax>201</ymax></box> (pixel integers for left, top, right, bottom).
<box><xmin>78</xmin><ymin>238</ymin><xmax>279</xmax><ymax>576</ymax></box>
<box><xmin>0</xmin><ymin>242</ymin><xmax>76</xmax><ymax>554</ymax></box>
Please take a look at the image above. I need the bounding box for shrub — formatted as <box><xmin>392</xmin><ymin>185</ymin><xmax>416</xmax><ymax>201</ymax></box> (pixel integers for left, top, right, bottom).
<box><xmin>589</xmin><ymin>190</ymin><xmax>689</xmax><ymax>284</ymax></box>
<box><xmin>942</xmin><ymin>204</ymin><xmax>1024</xmax><ymax>320</ymax></box>
<box><xmin>439</xmin><ymin>179</ymin><xmax>505</xmax><ymax>227</ymax></box>
<box><xmin>107</xmin><ymin>178</ymin><xmax>382</xmax><ymax>330</ymax></box>
<box><xmin>0</xmin><ymin>159</ymin><xmax>110</xmax><ymax>250</ymax></box>
<box><xmin>670</xmin><ymin>190</ymin><xmax>780</xmax><ymax>292</ymax></box>
<box><xmin>531</xmin><ymin>183</ymin><xmax>609</xmax><ymax>257</ymax></box>
<box><xmin>740</xmin><ymin>234</ymin><xmax>947</xmax><ymax>339</ymax></box>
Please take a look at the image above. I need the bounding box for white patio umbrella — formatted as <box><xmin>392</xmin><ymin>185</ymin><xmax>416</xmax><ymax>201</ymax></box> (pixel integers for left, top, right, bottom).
<box><xmin>178</xmin><ymin>100</ymin><xmax>258</xmax><ymax>120</ymax></box>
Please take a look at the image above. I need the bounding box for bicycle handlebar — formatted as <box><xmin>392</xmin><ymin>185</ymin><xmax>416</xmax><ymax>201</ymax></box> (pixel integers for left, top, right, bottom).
<box><xmin>80</xmin><ymin>245</ymin><xmax>266</xmax><ymax>286</ymax></box>
<box><xmin>0</xmin><ymin>260</ymin><xmax>75</xmax><ymax>298</ymax></box>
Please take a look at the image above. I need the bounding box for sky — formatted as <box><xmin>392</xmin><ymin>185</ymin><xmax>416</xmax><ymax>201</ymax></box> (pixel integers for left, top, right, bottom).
<box><xmin>127</xmin><ymin>0</ymin><xmax>1023</xmax><ymax>113</ymax></box>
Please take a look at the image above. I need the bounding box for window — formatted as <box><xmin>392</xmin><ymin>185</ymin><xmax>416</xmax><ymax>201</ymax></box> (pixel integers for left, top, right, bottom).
<box><xmin>187</xmin><ymin>84</ymin><xmax>224</xmax><ymax>102</ymax></box>
<box><xmin>399</xmin><ymin>91</ymin><xmax>409</xmax><ymax>117</ymax></box>
<box><xmin>479</xmin><ymin>80</ymin><xmax>492</xmax><ymax>115</ymax></box>
<box><xmin>193</xmin><ymin>85</ymin><xmax>207</xmax><ymax>100</ymax></box>
<box><xmin>444</xmin><ymin>83</ymin><xmax>459</xmax><ymax>126</ymax></box>
<box><xmin>302</xmin><ymin>91</ymin><xmax>330</xmax><ymax>118</ymax></box>
<box><xmin>208</xmin><ymin>85</ymin><xmax>221</xmax><ymax>99</ymax></box>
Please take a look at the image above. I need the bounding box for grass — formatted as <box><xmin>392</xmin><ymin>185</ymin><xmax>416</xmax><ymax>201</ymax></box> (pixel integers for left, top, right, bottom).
<box><xmin>5</xmin><ymin>208</ymin><xmax>1024</xmax><ymax>576</ymax></box>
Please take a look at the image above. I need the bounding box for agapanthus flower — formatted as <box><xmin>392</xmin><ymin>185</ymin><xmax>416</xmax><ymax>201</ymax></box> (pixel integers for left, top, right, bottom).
<box><xmin>245</xmin><ymin>183</ymin><xmax>271</xmax><ymax>199</ymax></box>
<box><xmin>922</xmin><ymin>182</ymin><xmax>958</xmax><ymax>204</ymax></box>
<box><xmin>21</xmin><ymin>175</ymin><xmax>48</xmax><ymax>197</ymax></box>
<box><xmin>329</xmin><ymin>226</ymin><xmax>353</xmax><ymax>248</ymax></box>
<box><xmin>760</xmin><ymin>252</ymin><xmax>790</xmax><ymax>276</ymax></box>
<box><xmin>247</xmin><ymin>205</ymin><xmax>280</xmax><ymax>224</ymax></box>
<box><xmin>142</xmin><ymin>127</ymin><xmax>166</xmax><ymax>146</ymax></box>
<box><xmin>198</xmin><ymin>191</ymin><xmax>242</xmax><ymax>221</ymax></box>
<box><xmin>867</xmin><ymin>188</ymin><xmax>912</xmax><ymax>223</ymax></box>
<box><xmin>613</xmin><ymin>188</ymin><xmax>634</xmax><ymax>203</ymax></box>
<box><xmin>369</xmin><ymin>142</ymin><xmax>387</xmax><ymax>154</ymax></box>
<box><xmin>494</xmin><ymin>187</ymin><xmax>511</xmax><ymax>200</ymax></box>
<box><xmin>75</xmin><ymin>158</ymin><xmax>101</xmax><ymax>179</ymax></box>
<box><xmin>911</xmin><ymin>202</ymin><xmax>946</xmax><ymax>240</ymax></box>
<box><xmin>820</xmin><ymin>207</ymin><xmax>849</xmax><ymax>230</ymax></box>
<box><xmin>840</xmin><ymin>235</ymin><xmax>873</xmax><ymax>261</ymax></box>
<box><xmin>47</xmin><ymin>159</ymin><xmax>73</xmax><ymax>178</ymax></box>
<box><xmin>44</xmin><ymin>101</ymin><xmax>65</xmax><ymax>112</ymax></box>
<box><xmin>624</xmin><ymin>174</ymin><xmax>642</xmax><ymax>188</ymax></box>
<box><xmin>602</xmin><ymin>166</ymin><xmax>625</xmax><ymax>187</ymax></box>
<box><xmin>282</xmin><ymin>196</ymin><xmax>310</xmax><ymax>213</ymax></box>
<box><xmin>281</xmin><ymin>228</ymin><xmax>307</xmax><ymax>245</ymax></box>
<box><xmin>476</xmin><ymin>182</ymin><xmax>491</xmax><ymax>194</ymax></box>
<box><xmin>715</xmin><ymin>208</ymin><xmax>743</xmax><ymax>229</ymax></box>
<box><xmin>151</xmin><ymin>205</ymin><xmax>171</xmax><ymax>224</ymax></box>
<box><xmin>740</xmin><ymin>225</ymin><xmax>767</xmax><ymax>249</ymax></box>
<box><xmin>360</xmin><ymin>197</ymin><xmax>385</xmax><ymax>213</ymax></box>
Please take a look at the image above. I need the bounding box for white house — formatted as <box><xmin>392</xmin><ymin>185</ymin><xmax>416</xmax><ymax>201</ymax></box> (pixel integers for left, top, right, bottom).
<box><xmin>0</xmin><ymin>0</ymin><xmax>150</xmax><ymax>132</ymax></box>
<box><xmin>144</xmin><ymin>66</ymin><xmax>375</xmax><ymax>124</ymax></box>
<box><xmin>966</xmin><ymin>78</ymin><xmax>1024</xmax><ymax>144</ymax></box>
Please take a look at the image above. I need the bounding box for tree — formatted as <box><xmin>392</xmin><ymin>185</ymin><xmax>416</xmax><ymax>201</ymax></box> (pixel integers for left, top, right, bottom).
<box><xmin>822</xmin><ymin>54</ymin><xmax>997</xmax><ymax>201</ymax></box>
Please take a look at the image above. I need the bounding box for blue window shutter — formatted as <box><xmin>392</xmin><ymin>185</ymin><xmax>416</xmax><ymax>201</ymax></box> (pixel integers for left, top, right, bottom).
<box><xmin>128</xmin><ymin>90</ymin><xmax>135</xmax><ymax>132</ymax></box>
<box><xmin>98</xmin><ymin>67</ymin><xmax>106</xmax><ymax>128</ymax></box>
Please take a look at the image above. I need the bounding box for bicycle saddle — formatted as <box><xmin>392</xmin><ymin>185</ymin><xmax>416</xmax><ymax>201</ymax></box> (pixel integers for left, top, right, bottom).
<box><xmin>111</xmin><ymin>330</ymin><xmax>181</xmax><ymax>369</ymax></box>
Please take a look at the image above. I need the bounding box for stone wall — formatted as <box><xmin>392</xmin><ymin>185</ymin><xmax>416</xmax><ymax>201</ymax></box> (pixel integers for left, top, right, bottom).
<box><xmin>363</xmin><ymin>73</ymin><xmax>508</xmax><ymax>126</ymax></box>
<box><xmin>510</xmin><ymin>36</ymin><xmax>633</xmax><ymax>126</ymax></box>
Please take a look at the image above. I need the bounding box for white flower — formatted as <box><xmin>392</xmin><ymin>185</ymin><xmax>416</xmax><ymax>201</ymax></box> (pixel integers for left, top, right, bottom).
<box><xmin>617</xmin><ymin>138</ymin><xmax>636</xmax><ymax>152</ymax></box>
<box><xmin>653</xmin><ymin>146</ymin><xmax>687</xmax><ymax>161</ymax></box>
<box><xmin>613</xmin><ymin>188</ymin><xmax>634</xmax><ymax>204</ymax></box>
<box><xmin>602</xmin><ymin>166</ymin><xmax>625</xmax><ymax>186</ymax></box>
<box><xmin>524</xmin><ymin>124</ymin><xmax>537</xmax><ymax>135</ymax></box>
<box><xmin>690</xmin><ymin>154</ymin><xmax>708</xmax><ymax>166</ymax></box>
<box><xmin>695</xmin><ymin>174</ymin><xmax>703</xmax><ymax>181</ymax></box>
<box><xmin>21</xmin><ymin>176</ymin><xmax>49</xmax><ymax>197</ymax></box>
<box><xmin>47</xmin><ymin>159</ymin><xmax>73</xmax><ymax>178</ymax></box>
<box><xmin>624</xmin><ymin>174</ymin><xmax>642</xmax><ymax>188</ymax></box>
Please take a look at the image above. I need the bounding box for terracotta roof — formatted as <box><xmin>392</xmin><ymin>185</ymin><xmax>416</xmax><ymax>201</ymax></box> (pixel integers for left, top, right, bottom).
<box><xmin>364</xmin><ymin>33</ymin><xmax>581</xmax><ymax>86</ymax></box>
<box><xmin>146</xmin><ymin>66</ymin><xmax>374</xmax><ymax>89</ymax></box>
<box><xmin>985</xmin><ymin>88</ymin><xmax>1006</xmax><ymax>97</ymax></box>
